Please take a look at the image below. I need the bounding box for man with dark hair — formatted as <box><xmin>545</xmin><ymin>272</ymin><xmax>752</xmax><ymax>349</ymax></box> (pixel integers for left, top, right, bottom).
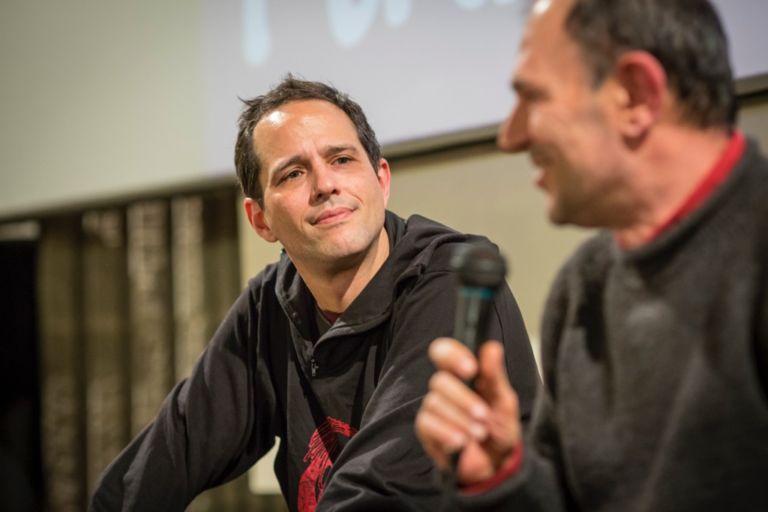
<box><xmin>89</xmin><ymin>76</ymin><xmax>540</xmax><ymax>512</ymax></box>
<box><xmin>416</xmin><ymin>0</ymin><xmax>768</xmax><ymax>509</ymax></box>
<box><xmin>234</xmin><ymin>75</ymin><xmax>383</xmax><ymax>207</ymax></box>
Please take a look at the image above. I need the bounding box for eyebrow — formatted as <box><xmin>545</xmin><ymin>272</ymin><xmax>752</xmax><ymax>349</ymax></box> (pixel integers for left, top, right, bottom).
<box><xmin>512</xmin><ymin>78</ymin><xmax>548</xmax><ymax>101</ymax></box>
<box><xmin>269</xmin><ymin>145</ymin><xmax>360</xmax><ymax>181</ymax></box>
<box><xmin>321</xmin><ymin>144</ymin><xmax>359</xmax><ymax>158</ymax></box>
<box><xmin>511</xmin><ymin>78</ymin><xmax>531</xmax><ymax>95</ymax></box>
<box><xmin>270</xmin><ymin>155</ymin><xmax>305</xmax><ymax>181</ymax></box>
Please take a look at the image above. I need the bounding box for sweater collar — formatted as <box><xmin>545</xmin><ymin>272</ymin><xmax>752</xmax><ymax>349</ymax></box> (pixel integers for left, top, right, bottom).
<box><xmin>273</xmin><ymin>210</ymin><xmax>471</xmax><ymax>340</ymax></box>
<box><xmin>618</xmin><ymin>134</ymin><xmax>756</xmax><ymax>264</ymax></box>
<box><xmin>645</xmin><ymin>130</ymin><xmax>746</xmax><ymax>243</ymax></box>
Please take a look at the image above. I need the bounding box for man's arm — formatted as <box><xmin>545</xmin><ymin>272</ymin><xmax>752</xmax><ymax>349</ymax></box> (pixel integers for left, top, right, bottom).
<box><xmin>89</xmin><ymin>287</ymin><xmax>277</xmax><ymax>511</ymax></box>
<box><xmin>416</xmin><ymin>264</ymin><xmax>578</xmax><ymax>511</ymax></box>
<box><xmin>317</xmin><ymin>268</ymin><xmax>539</xmax><ymax>511</ymax></box>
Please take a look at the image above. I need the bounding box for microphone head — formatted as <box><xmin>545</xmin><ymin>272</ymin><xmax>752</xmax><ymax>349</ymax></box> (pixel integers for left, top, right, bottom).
<box><xmin>451</xmin><ymin>242</ymin><xmax>507</xmax><ymax>289</ymax></box>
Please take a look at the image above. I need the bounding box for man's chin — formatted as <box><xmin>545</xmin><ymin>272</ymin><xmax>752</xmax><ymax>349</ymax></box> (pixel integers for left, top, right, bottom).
<box><xmin>314</xmin><ymin>239</ymin><xmax>369</xmax><ymax>263</ymax></box>
<box><xmin>547</xmin><ymin>202</ymin><xmax>570</xmax><ymax>226</ymax></box>
<box><xmin>549</xmin><ymin>215</ymin><xmax>569</xmax><ymax>226</ymax></box>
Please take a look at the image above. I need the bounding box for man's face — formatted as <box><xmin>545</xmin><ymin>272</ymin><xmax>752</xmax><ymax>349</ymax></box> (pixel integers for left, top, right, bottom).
<box><xmin>246</xmin><ymin>99</ymin><xmax>390</xmax><ymax>272</ymax></box>
<box><xmin>498</xmin><ymin>0</ymin><xmax>625</xmax><ymax>227</ymax></box>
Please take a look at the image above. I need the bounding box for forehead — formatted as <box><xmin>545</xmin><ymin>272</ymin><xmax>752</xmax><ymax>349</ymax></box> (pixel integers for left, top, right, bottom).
<box><xmin>254</xmin><ymin>99</ymin><xmax>357</xmax><ymax>142</ymax></box>
<box><xmin>513</xmin><ymin>0</ymin><xmax>590</xmax><ymax>87</ymax></box>
<box><xmin>251</xmin><ymin>99</ymin><xmax>361</xmax><ymax>167</ymax></box>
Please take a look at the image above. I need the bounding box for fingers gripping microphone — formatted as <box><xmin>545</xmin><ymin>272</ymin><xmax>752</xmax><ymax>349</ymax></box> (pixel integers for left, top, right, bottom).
<box><xmin>451</xmin><ymin>243</ymin><xmax>508</xmax><ymax>362</ymax></box>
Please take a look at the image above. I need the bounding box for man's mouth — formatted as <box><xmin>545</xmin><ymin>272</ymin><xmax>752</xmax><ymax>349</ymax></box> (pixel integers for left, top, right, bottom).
<box><xmin>530</xmin><ymin>151</ymin><xmax>551</xmax><ymax>190</ymax></box>
<box><xmin>312</xmin><ymin>207</ymin><xmax>353</xmax><ymax>225</ymax></box>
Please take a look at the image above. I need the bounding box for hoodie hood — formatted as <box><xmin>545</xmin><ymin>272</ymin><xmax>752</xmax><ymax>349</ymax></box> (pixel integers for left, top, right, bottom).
<box><xmin>273</xmin><ymin>210</ymin><xmax>479</xmax><ymax>340</ymax></box>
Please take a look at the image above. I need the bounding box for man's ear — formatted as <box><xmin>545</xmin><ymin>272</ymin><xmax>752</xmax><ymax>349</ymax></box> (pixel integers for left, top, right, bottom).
<box><xmin>376</xmin><ymin>158</ymin><xmax>392</xmax><ymax>207</ymax></box>
<box><xmin>613</xmin><ymin>51</ymin><xmax>668</xmax><ymax>138</ymax></box>
<box><xmin>243</xmin><ymin>197</ymin><xmax>278</xmax><ymax>243</ymax></box>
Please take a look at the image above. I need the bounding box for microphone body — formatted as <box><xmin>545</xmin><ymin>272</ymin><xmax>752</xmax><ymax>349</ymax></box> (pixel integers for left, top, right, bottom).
<box><xmin>451</xmin><ymin>243</ymin><xmax>508</xmax><ymax>360</ymax></box>
<box><xmin>448</xmin><ymin>243</ymin><xmax>507</xmax><ymax>473</ymax></box>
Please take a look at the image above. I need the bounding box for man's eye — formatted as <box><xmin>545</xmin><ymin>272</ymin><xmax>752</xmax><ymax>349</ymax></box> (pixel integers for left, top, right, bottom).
<box><xmin>334</xmin><ymin>156</ymin><xmax>351</xmax><ymax>165</ymax></box>
<box><xmin>279</xmin><ymin>169</ymin><xmax>302</xmax><ymax>183</ymax></box>
<box><xmin>520</xmin><ymin>90</ymin><xmax>546</xmax><ymax>103</ymax></box>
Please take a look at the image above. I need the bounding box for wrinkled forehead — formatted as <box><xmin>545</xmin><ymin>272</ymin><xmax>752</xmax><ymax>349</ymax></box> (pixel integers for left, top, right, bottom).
<box><xmin>251</xmin><ymin>99</ymin><xmax>363</xmax><ymax>168</ymax></box>
<box><xmin>252</xmin><ymin>100</ymin><xmax>356</xmax><ymax>150</ymax></box>
<box><xmin>255</xmin><ymin>99</ymin><xmax>351</xmax><ymax>132</ymax></box>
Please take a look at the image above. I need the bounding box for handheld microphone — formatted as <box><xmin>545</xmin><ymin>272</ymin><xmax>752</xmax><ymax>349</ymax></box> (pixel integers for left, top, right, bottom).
<box><xmin>451</xmin><ymin>242</ymin><xmax>508</xmax><ymax>362</ymax></box>
<box><xmin>448</xmin><ymin>243</ymin><xmax>507</xmax><ymax>475</ymax></box>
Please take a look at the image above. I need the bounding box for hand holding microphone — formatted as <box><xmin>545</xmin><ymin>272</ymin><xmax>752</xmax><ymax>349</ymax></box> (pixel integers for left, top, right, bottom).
<box><xmin>415</xmin><ymin>243</ymin><xmax>522</xmax><ymax>485</ymax></box>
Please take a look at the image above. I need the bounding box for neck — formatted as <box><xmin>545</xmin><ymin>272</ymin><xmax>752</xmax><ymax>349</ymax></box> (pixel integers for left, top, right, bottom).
<box><xmin>612</xmin><ymin>125</ymin><xmax>732</xmax><ymax>249</ymax></box>
<box><xmin>298</xmin><ymin>227</ymin><xmax>390</xmax><ymax>314</ymax></box>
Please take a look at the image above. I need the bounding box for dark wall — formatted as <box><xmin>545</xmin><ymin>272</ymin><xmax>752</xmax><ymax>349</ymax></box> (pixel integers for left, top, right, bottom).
<box><xmin>0</xmin><ymin>240</ymin><xmax>43</xmax><ymax>512</ymax></box>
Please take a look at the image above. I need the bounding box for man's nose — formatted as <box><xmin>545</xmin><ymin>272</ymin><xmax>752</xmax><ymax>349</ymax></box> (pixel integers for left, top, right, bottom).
<box><xmin>497</xmin><ymin>102</ymin><xmax>530</xmax><ymax>153</ymax></box>
<box><xmin>311</xmin><ymin>163</ymin><xmax>339</xmax><ymax>200</ymax></box>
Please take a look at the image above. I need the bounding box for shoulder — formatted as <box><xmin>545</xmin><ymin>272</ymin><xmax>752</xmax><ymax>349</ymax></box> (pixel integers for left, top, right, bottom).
<box><xmin>220</xmin><ymin>260</ymin><xmax>283</xmax><ymax>333</ymax></box>
<box><xmin>743</xmin><ymin>138</ymin><xmax>768</xmax><ymax>175</ymax></box>
<box><xmin>243</xmin><ymin>260</ymin><xmax>280</xmax><ymax>295</ymax></box>
<box><xmin>725</xmin><ymin>138</ymin><xmax>768</xmax><ymax>213</ymax></box>
<box><xmin>698</xmin><ymin>140</ymin><xmax>768</xmax><ymax>256</ymax></box>
<box><xmin>400</xmin><ymin>213</ymin><xmax>502</xmax><ymax>274</ymax></box>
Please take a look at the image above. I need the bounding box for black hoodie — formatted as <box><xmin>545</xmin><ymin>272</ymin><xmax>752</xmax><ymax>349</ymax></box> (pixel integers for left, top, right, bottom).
<box><xmin>90</xmin><ymin>211</ymin><xmax>540</xmax><ymax>512</ymax></box>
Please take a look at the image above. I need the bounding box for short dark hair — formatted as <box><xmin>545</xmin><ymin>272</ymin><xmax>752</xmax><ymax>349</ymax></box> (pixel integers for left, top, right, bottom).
<box><xmin>234</xmin><ymin>75</ymin><xmax>382</xmax><ymax>204</ymax></box>
<box><xmin>564</xmin><ymin>0</ymin><xmax>736</xmax><ymax>129</ymax></box>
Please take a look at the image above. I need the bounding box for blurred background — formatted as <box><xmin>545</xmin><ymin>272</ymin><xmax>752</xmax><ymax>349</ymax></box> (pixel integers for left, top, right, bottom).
<box><xmin>1</xmin><ymin>0</ymin><xmax>767</xmax><ymax>510</ymax></box>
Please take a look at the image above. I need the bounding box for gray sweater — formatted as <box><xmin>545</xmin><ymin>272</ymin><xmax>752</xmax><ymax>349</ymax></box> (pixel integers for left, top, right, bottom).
<box><xmin>457</xmin><ymin>139</ymin><xmax>768</xmax><ymax>511</ymax></box>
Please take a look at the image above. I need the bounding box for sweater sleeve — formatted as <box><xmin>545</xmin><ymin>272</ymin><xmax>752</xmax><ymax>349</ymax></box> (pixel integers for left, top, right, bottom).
<box><xmin>88</xmin><ymin>282</ymin><xmax>278</xmax><ymax>511</ymax></box>
<box><xmin>315</xmin><ymin>267</ymin><xmax>539</xmax><ymax>511</ymax></box>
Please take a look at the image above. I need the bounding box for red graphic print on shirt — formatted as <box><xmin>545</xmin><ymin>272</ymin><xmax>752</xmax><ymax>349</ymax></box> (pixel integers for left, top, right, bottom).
<box><xmin>298</xmin><ymin>417</ymin><xmax>357</xmax><ymax>512</ymax></box>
